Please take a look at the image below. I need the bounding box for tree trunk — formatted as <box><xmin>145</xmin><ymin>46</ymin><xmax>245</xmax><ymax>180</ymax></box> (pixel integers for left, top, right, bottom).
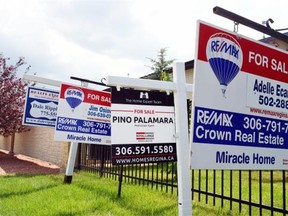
<box><xmin>9</xmin><ymin>132</ymin><xmax>15</xmax><ymax>155</ymax></box>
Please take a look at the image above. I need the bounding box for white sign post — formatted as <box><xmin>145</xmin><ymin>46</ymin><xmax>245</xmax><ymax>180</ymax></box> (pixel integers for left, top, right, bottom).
<box><xmin>106</xmin><ymin>62</ymin><xmax>193</xmax><ymax>216</ymax></box>
<box><xmin>55</xmin><ymin>82</ymin><xmax>111</xmax><ymax>183</ymax></box>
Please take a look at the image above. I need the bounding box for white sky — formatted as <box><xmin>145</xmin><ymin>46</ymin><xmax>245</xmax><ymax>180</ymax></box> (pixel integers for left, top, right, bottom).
<box><xmin>1</xmin><ymin>0</ymin><xmax>287</xmax><ymax>86</ymax></box>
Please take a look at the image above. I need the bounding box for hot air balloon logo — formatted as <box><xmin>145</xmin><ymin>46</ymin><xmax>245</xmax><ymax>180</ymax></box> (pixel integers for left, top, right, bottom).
<box><xmin>64</xmin><ymin>87</ymin><xmax>84</xmax><ymax>112</ymax></box>
<box><xmin>206</xmin><ymin>33</ymin><xmax>243</xmax><ymax>97</ymax></box>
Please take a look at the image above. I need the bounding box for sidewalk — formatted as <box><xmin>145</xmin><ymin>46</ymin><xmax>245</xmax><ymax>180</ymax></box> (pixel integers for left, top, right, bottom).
<box><xmin>0</xmin><ymin>150</ymin><xmax>60</xmax><ymax>175</ymax></box>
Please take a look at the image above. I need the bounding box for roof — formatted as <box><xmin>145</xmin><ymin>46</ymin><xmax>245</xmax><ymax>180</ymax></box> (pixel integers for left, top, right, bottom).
<box><xmin>259</xmin><ymin>31</ymin><xmax>288</xmax><ymax>43</ymax></box>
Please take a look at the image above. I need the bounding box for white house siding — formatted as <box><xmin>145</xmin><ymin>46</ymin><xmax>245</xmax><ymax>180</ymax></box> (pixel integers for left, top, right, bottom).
<box><xmin>185</xmin><ymin>68</ymin><xmax>194</xmax><ymax>100</ymax></box>
<box><xmin>185</xmin><ymin>68</ymin><xmax>194</xmax><ymax>84</ymax></box>
<box><xmin>261</xmin><ymin>37</ymin><xmax>288</xmax><ymax>51</ymax></box>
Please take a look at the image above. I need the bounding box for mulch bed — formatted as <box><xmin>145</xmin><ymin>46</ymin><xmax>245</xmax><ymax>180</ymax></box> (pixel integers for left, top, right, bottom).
<box><xmin>0</xmin><ymin>150</ymin><xmax>60</xmax><ymax>175</ymax></box>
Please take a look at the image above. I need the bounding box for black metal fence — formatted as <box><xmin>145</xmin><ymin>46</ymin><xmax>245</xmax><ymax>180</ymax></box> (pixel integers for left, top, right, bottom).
<box><xmin>78</xmin><ymin>143</ymin><xmax>288</xmax><ymax>216</ymax></box>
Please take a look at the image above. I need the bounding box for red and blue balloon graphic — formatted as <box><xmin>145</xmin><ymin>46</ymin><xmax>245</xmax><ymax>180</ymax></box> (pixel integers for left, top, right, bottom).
<box><xmin>206</xmin><ymin>33</ymin><xmax>243</xmax><ymax>97</ymax></box>
<box><xmin>64</xmin><ymin>87</ymin><xmax>84</xmax><ymax>111</ymax></box>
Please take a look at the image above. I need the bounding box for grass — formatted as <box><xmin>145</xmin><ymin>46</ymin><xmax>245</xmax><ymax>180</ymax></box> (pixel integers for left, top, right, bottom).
<box><xmin>191</xmin><ymin>170</ymin><xmax>288</xmax><ymax>216</ymax></box>
<box><xmin>99</xmin><ymin>165</ymin><xmax>287</xmax><ymax>214</ymax></box>
<box><xmin>0</xmin><ymin>171</ymin><xmax>250</xmax><ymax>216</ymax></box>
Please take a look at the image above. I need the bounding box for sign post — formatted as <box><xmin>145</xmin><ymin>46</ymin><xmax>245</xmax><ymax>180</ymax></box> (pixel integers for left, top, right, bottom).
<box><xmin>64</xmin><ymin>141</ymin><xmax>79</xmax><ymax>183</ymax></box>
<box><xmin>111</xmin><ymin>87</ymin><xmax>177</xmax><ymax>198</ymax></box>
<box><xmin>173</xmin><ymin>63</ymin><xmax>192</xmax><ymax>215</ymax></box>
<box><xmin>54</xmin><ymin>83</ymin><xmax>111</xmax><ymax>183</ymax></box>
<box><xmin>22</xmin><ymin>75</ymin><xmax>111</xmax><ymax>183</ymax></box>
<box><xmin>106</xmin><ymin>62</ymin><xmax>193</xmax><ymax>216</ymax></box>
<box><xmin>22</xmin><ymin>75</ymin><xmax>81</xmax><ymax>183</ymax></box>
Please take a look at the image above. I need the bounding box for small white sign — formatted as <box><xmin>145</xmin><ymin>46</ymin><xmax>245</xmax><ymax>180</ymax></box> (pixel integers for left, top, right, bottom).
<box><xmin>111</xmin><ymin>89</ymin><xmax>175</xmax><ymax>144</ymax></box>
<box><xmin>23</xmin><ymin>86</ymin><xmax>59</xmax><ymax>127</ymax></box>
<box><xmin>54</xmin><ymin>83</ymin><xmax>111</xmax><ymax>145</ymax></box>
<box><xmin>111</xmin><ymin>88</ymin><xmax>177</xmax><ymax>165</ymax></box>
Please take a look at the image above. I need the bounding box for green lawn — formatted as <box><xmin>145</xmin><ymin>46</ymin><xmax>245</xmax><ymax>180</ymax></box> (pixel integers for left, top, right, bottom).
<box><xmin>0</xmin><ymin>172</ymin><xmax>251</xmax><ymax>216</ymax></box>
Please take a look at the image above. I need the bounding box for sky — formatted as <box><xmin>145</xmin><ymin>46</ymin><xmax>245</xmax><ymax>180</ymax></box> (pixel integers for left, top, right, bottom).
<box><xmin>1</xmin><ymin>0</ymin><xmax>288</xmax><ymax>87</ymax></box>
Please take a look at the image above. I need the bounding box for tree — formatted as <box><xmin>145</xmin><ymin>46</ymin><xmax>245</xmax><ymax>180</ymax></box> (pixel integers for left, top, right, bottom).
<box><xmin>146</xmin><ymin>48</ymin><xmax>176</xmax><ymax>179</ymax></box>
<box><xmin>146</xmin><ymin>48</ymin><xmax>175</xmax><ymax>81</ymax></box>
<box><xmin>0</xmin><ymin>54</ymin><xmax>30</xmax><ymax>154</ymax></box>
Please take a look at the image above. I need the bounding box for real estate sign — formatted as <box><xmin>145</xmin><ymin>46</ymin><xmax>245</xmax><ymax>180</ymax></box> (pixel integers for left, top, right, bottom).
<box><xmin>23</xmin><ymin>86</ymin><xmax>59</xmax><ymax>127</ymax></box>
<box><xmin>191</xmin><ymin>20</ymin><xmax>288</xmax><ymax>170</ymax></box>
<box><xmin>111</xmin><ymin>88</ymin><xmax>177</xmax><ymax>165</ymax></box>
<box><xmin>54</xmin><ymin>83</ymin><xmax>111</xmax><ymax>145</ymax></box>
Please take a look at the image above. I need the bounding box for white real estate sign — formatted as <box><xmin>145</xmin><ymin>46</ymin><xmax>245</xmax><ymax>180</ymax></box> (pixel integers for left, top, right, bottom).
<box><xmin>54</xmin><ymin>83</ymin><xmax>111</xmax><ymax>145</ymax></box>
<box><xmin>23</xmin><ymin>86</ymin><xmax>59</xmax><ymax>127</ymax></box>
<box><xmin>191</xmin><ymin>21</ymin><xmax>288</xmax><ymax>170</ymax></box>
<box><xmin>111</xmin><ymin>88</ymin><xmax>177</xmax><ymax>165</ymax></box>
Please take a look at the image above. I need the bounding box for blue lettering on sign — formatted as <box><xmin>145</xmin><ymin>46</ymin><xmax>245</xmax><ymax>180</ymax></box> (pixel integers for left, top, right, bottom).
<box><xmin>193</xmin><ymin>106</ymin><xmax>288</xmax><ymax>150</ymax></box>
<box><xmin>216</xmin><ymin>151</ymin><xmax>250</xmax><ymax>164</ymax></box>
<box><xmin>87</xmin><ymin>136</ymin><xmax>102</xmax><ymax>142</ymax></box>
<box><xmin>215</xmin><ymin>151</ymin><xmax>276</xmax><ymax>165</ymax></box>
<box><xmin>210</xmin><ymin>40</ymin><xmax>239</xmax><ymax>59</ymax></box>
<box><xmin>67</xmin><ymin>134</ymin><xmax>86</xmax><ymax>141</ymax></box>
<box><xmin>58</xmin><ymin>117</ymin><xmax>78</xmax><ymax>125</ymax></box>
<box><xmin>196</xmin><ymin>108</ymin><xmax>233</xmax><ymax>126</ymax></box>
<box><xmin>253</xmin><ymin>153</ymin><xmax>275</xmax><ymax>164</ymax></box>
<box><xmin>56</xmin><ymin>116</ymin><xmax>111</xmax><ymax>136</ymax></box>
<box><xmin>66</xmin><ymin>89</ymin><xmax>83</xmax><ymax>97</ymax></box>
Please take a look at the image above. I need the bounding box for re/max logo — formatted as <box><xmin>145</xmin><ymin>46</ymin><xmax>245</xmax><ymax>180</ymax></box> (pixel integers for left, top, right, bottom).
<box><xmin>210</xmin><ymin>40</ymin><xmax>240</xmax><ymax>59</ymax></box>
<box><xmin>196</xmin><ymin>109</ymin><xmax>233</xmax><ymax>127</ymax></box>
